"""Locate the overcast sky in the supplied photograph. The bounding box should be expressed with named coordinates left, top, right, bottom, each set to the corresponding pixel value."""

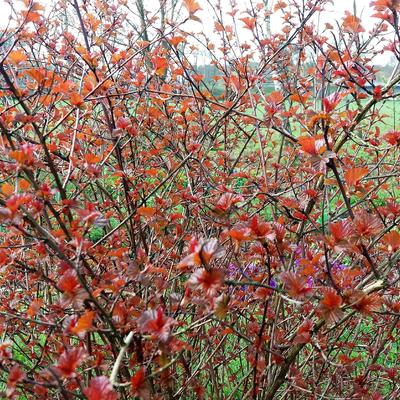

left=0, top=0, right=394, bottom=64
left=0, top=0, right=381, bottom=28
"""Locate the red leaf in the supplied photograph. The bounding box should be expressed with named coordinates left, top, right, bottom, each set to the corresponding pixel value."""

left=84, top=376, right=118, bottom=400
left=177, top=238, right=224, bottom=269
left=373, top=85, right=383, bottom=100
left=318, top=288, right=343, bottom=325
left=280, top=271, right=313, bottom=299
left=248, top=216, right=275, bottom=241
left=382, top=230, right=400, bottom=252
left=131, top=367, right=145, bottom=390
left=116, top=116, right=130, bottom=130
left=293, top=320, right=313, bottom=344
left=7, top=365, right=26, bottom=389
left=58, top=269, right=80, bottom=294
left=213, top=192, right=243, bottom=215
left=131, top=368, right=149, bottom=399
left=347, top=291, right=382, bottom=315
left=329, top=219, right=353, bottom=243
left=55, top=347, right=87, bottom=378
left=353, top=211, right=381, bottom=238
left=384, top=130, right=400, bottom=145
left=0, top=342, right=12, bottom=360
left=5, top=194, right=31, bottom=214
left=137, top=307, right=175, bottom=342
left=188, top=268, right=224, bottom=296
left=322, top=92, right=343, bottom=113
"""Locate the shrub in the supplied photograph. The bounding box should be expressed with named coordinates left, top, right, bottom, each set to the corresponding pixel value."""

left=0, top=0, right=399, bottom=398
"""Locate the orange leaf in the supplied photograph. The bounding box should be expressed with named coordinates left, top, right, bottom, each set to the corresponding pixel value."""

left=214, top=294, right=230, bottom=319
left=9, top=148, right=34, bottom=165
left=342, top=12, right=364, bottom=33
left=220, top=327, right=234, bottom=335
left=298, top=136, right=326, bottom=156
left=72, top=311, right=95, bottom=336
left=108, top=247, right=129, bottom=258
left=23, top=10, right=41, bottom=23
left=229, top=75, right=240, bottom=91
left=192, top=74, right=204, bottom=83
left=8, top=50, right=27, bottom=65
left=84, top=154, right=101, bottom=164
left=145, top=168, right=159, bottom=177
left=27, top=299, right=43, bottom=318
left=70, top=92, right=84, bottom=107
left=19, top=179, right=31, bottom=191
left=353, top=211, right=381, bottom=238
left=169, top=36, right=185, bottom=47
left=214, top=22, right=224, bottom=32
left=23, top=1, right=45, bottom=11
left=290, top=92, right=310, bottom=103
left=240, top=17, right=256, bottom=30
left=1, top=183, right=14, bottom=197
left=152, top=56, right=168, bottom=76
left=137, top=207, right=156, bottom=217
left=267, top=91, right=284, bottom=104
left=183, top=0, right=202, bottom=14
left=344, top=167, right=368, bottom=187
left=226, top=227, right=253, bottom=243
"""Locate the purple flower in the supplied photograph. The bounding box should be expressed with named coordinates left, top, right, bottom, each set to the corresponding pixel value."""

left=332, top=261, right=348, bottom=271
left=294, top=246, right=303, bottom=256
left=227, top=263, right=239, bottom=278
left=269, top=278, right=277, bottom=289
left=247, top=263, right=257, bottom=273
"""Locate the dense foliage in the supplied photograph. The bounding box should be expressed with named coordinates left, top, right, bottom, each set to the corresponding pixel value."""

left=0, top=0, right=399, bottom=398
